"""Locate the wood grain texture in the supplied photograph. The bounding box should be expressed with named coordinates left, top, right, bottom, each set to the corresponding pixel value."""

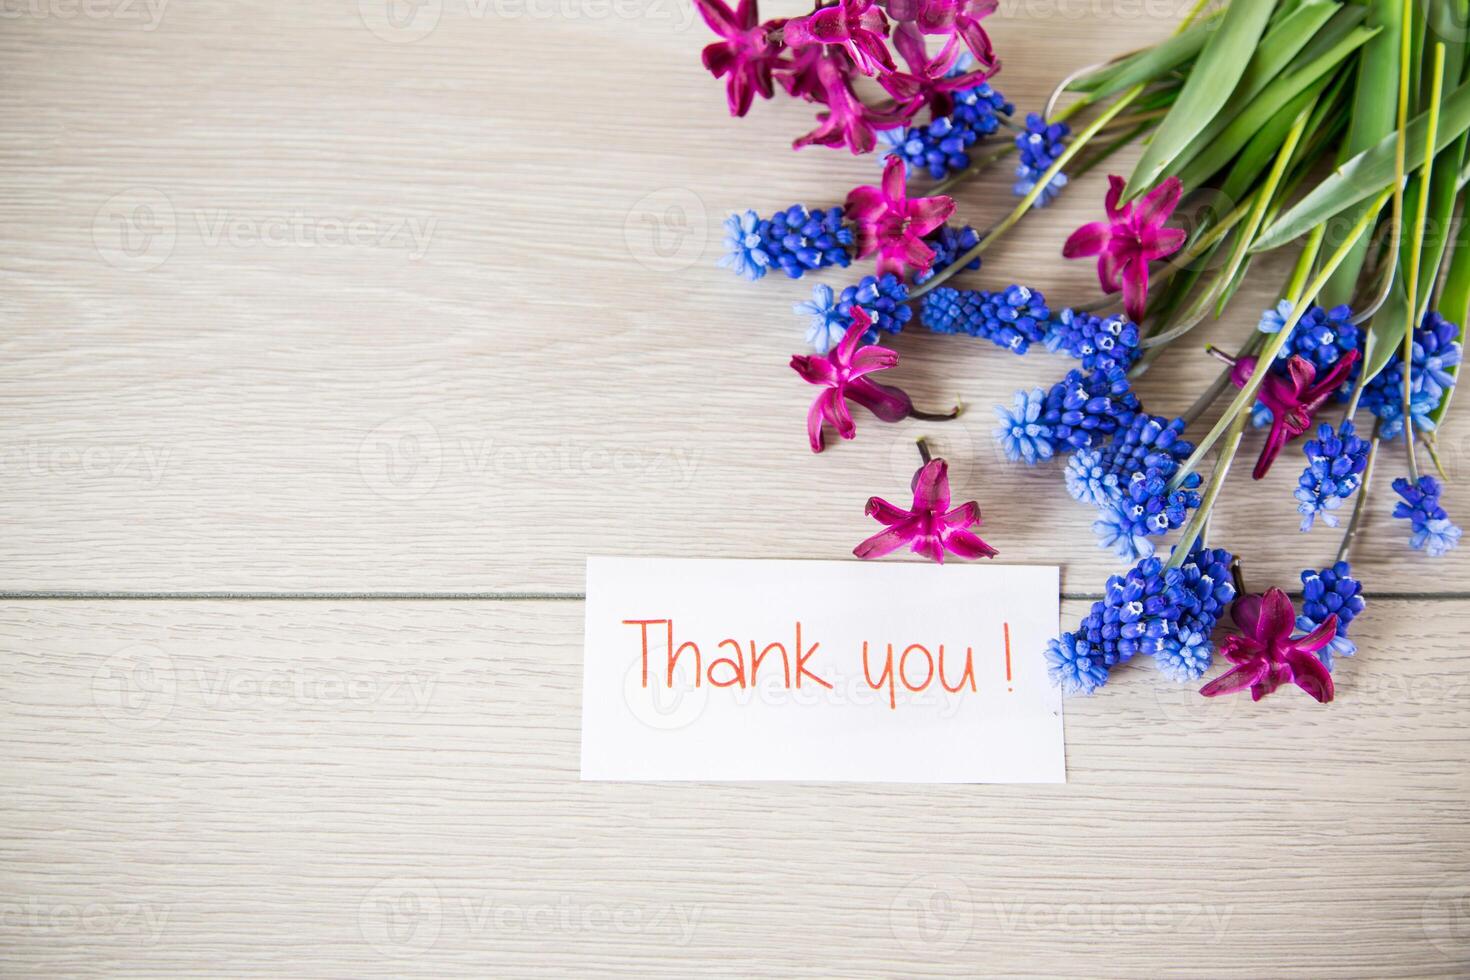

left=1, top=598, right=1467, bottom=978
left=1, top=1, right=1465, bottom=593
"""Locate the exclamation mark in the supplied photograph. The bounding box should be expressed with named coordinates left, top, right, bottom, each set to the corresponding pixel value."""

left=1004, top=622, right=1013, bottom=692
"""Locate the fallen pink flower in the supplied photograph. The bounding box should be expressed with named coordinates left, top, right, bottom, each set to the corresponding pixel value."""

left=782, top=0, right=895, bottom=77
left=791, top=307, right=915, bottom=452
left=844, top=155, right=955, bottom=278
left=1199, top=587, right=1337, bottom=703
left=1228, top=350, right=1361, bottom=480
left=855, top=456, right=998, bottom=563
left=794, top=56, right=908, bottom=154
left=1062, top=175, right=1186, bottom=322
left=909, top=0, right=999, bottom=77
left=879, top=30, right=980, bottom=120
left=693, top=0, right=783, bottom=117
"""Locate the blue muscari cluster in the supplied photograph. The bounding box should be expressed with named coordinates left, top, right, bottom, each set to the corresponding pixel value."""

left=1392, top=475, right=1462, bottom=557
left=1297, top=562, right=1364, bottom=672
left=718, top=205, right=853, bottom=281
left=916, top=224, right=982, bottom=284
left=1082, top=415, right=1202, bottom=561
left=995, top=366, right=1140, bottom=464
left=880, top=83, right=1014, bottom=181
left=1252, top=302, right=1362, bottom=428
left=1295, top=420, right=1370, bottom=532
left=1360, top=311, right=1462, bottom=439
left=921, top=284, right=1051, bottom=353
left=794, top=275, right=913, bottom=351
left=1045, top=547, right=1235, bottom=694
left=1014, top=113, right=1070, bottom=206
left=1044, top=309, right=1141, bottom=372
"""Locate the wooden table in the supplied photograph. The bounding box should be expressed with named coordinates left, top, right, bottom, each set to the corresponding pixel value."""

left=2, top=2, right=1467, bottom=976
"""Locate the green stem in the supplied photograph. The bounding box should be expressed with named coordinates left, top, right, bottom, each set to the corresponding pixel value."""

left=1401, top=42, right=1445, bottom=482
left=1167, top=188, right=1394, bottom=491
left=909, top=83, right=1149, bottom=302
left=1334, top=426, right=1381, bottom=564
left=1166, top=407, right=1249, bottom=569
left=928, top=144, right=1017, bottom=198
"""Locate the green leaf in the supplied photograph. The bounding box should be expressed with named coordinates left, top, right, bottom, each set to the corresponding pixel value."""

left=1252, top=74, right=1470, bottom=252
left=1361, top=277, right=1410, bottom=384
left=1158, top=1, right=1345, bottom=184
left=1320, top=0, right=1404, bottom=307
left=1429, top=197, right=1470, bottom=427
left=1070, top=23, right=1213, bottom=98
left=1415, top=132, right=1467, bottom=305
left=1169, top=23, right=1377, bottom=191
left=1123, top=0, right=1276, bottom=199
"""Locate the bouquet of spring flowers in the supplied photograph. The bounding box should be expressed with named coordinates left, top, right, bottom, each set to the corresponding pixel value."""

left=691, top=0, right=1466, bottom=705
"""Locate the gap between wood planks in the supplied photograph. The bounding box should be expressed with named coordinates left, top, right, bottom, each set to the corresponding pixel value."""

left=1, top=591, right=1468, bottom=602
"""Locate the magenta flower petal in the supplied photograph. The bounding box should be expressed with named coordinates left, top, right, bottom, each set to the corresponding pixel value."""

left=1282, top=649, right=1334, bottom=702
left=1201, top=588, right=1338, bottom=703
left=866, top=496, right=912, bottom=525
left=694, top=0, right=782, bottom=117
left=944, top=528, right=999, bottom=560
left=845, top=157, right=956, bottom=279
left=1062, top=221, right=1110, bottom=258
left=846, top=377, right=913, bottom=422
left=854, top=458, right=996, bottom=563
left=791, top=307, right=915, bottom=451
left=1200, top=659, right=1269, bottom=698
left=1064, top=175, right=1185, bottom=318
left=1234, top=350, right=1362, bottom=479
left=854, top=519, right=920, bottom=559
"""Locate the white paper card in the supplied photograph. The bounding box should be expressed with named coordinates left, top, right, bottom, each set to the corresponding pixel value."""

left=581, top=557, right=1064, bottom=783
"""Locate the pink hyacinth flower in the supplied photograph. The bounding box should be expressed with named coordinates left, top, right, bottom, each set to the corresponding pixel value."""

left=783, top=0, right=895, bottom=77
left=1200, top=587, right=1337, bottom=703
left=845, top=155, right=956, bottom=278
left=1229, top=350, right=1361, bottom=480
left=1063, top=175, right=1187, bottom=322
left=791, top=307, right=916, bottom=453
left=879, top=30, right=981, bottom=120
left=909, top=0, right=999, bottom=77
left=794, top=56, right=908, bottom=155
left=693, top=0, right=783, bottom=117
left=855, top=457, right=998, bottom=563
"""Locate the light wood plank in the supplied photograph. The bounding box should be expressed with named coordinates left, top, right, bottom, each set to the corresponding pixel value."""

left=0, top=598, right=1466, bottom=977
left=1, top=4, right=1464, bottom=593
